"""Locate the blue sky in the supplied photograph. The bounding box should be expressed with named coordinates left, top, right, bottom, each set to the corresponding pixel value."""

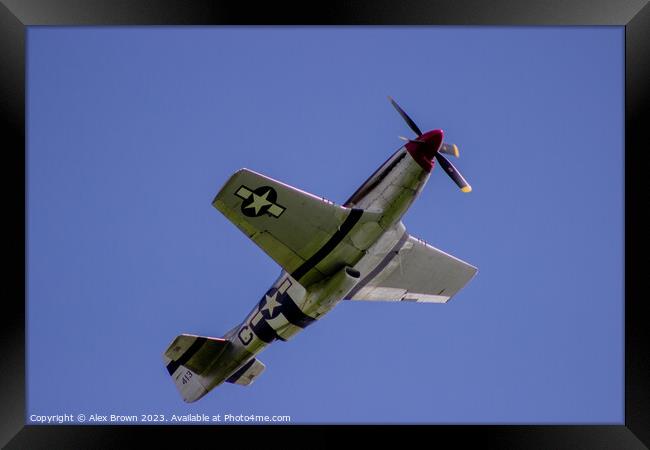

left=27, top=27, right=623, bottom=424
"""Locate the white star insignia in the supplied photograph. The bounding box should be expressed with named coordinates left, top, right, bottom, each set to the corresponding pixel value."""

left=261, top=292, right=282, bottom=317
left=244, top=189, right=272, bottom=214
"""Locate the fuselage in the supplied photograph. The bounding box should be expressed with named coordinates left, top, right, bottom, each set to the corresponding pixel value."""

left=200, top=134, right=443, bottom=397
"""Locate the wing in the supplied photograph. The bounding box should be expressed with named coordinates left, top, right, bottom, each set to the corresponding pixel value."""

left=347, top=234, right=477, bottom=303
left=212, top=168, right=383, bottom=287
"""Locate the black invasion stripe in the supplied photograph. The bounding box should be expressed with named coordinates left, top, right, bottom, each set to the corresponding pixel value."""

left=226, top=357, right=257, bottom=383
left=166, top=337, right=208, bottom=375
left=280, top=294, right=317, bottom=328
left=291, top=208, right=364, bottom=282
left=346, top=231, right=409, bottom=299
left=251, top=319, right=278, bottom=343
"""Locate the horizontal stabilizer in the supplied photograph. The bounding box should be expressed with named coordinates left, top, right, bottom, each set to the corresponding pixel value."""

left=164, top=334, right=229, bottom=375
left=226, top=357, right=266, bottom=386
left=163, top=334, right=230, bottom=403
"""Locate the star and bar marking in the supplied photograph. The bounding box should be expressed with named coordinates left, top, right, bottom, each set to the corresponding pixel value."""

left=235, top=185, right=285, bottom=218
left=237, top=278, right=317, bottom=346
left=259, top=279, right=291, bottom=320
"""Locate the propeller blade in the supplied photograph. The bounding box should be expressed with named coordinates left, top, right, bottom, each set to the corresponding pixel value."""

left=435, top=153, right=472, bottom=192
left=439, top=142, right=460, bottom=158
left=388, top=96, right=423, bottom=136
left=398, top=135, right=426, bottom=144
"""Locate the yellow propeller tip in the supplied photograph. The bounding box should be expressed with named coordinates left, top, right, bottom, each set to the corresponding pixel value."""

left=461, top=186, right=472, bottom=193
left=453, top=144, right=460, bottom=158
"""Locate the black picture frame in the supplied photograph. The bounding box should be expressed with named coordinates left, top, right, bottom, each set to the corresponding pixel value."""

left=2, top=1, right=648, bottom=448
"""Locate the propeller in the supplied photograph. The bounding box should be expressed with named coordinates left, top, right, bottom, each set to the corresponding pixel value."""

left=435, top=152, right=472, bottom=193
left=389, top=96, right=471, bottom=193
left=398, top=136, right=459, bottom=157
left=389, top=97, right=422, bottom=136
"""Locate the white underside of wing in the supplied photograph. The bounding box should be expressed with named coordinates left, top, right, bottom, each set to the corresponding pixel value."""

left=348, top=234, right=477, bottom=303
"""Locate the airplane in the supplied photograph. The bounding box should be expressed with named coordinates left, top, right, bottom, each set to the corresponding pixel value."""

left=163, top=97, right=478, bottom=402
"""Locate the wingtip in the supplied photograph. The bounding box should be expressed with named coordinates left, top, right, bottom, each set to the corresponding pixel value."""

left=461, top=185, right=472, bottom=193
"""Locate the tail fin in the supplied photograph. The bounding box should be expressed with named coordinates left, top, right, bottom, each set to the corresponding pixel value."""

left=163, top=334, right=229, bottom=403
